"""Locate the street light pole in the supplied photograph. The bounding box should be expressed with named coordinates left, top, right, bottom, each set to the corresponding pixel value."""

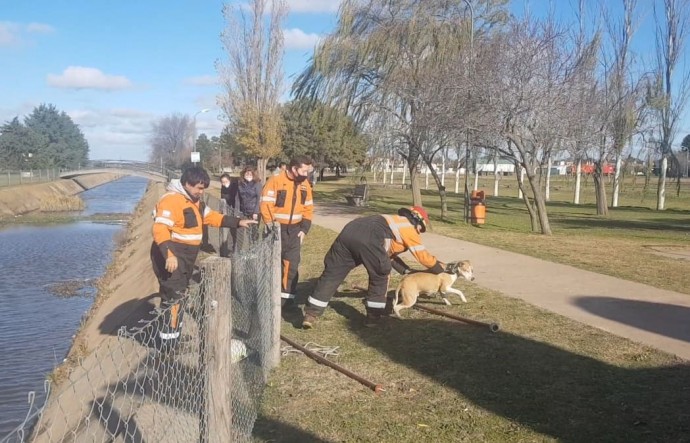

left=192, top=108, right=210, bottom=165
left=462, top=0, right=474, bottom=224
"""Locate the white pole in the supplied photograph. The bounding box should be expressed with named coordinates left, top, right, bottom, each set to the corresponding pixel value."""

left=574, top=159, right=582, bottom=205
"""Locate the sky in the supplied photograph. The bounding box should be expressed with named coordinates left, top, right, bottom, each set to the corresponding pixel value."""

left=1, top=0, right=688, bottom=162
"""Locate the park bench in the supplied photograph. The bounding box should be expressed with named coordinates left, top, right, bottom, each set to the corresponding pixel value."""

left=345, top=180, right=369, bottom=207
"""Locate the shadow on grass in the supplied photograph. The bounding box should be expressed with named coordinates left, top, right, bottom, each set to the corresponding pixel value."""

left=330, top=301, right=690, bottom=442
left=555, top=217, right=690, bottom=232
left=252, top=415, right=333, bottom=442
left=574, top=296, right=690, bottom=343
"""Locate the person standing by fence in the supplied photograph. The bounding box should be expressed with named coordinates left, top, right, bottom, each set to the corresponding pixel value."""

left=151, top=166, right=256, bottom=350
left=226, top=166, right=262, bottom=252
left=260, top=155, right=314, bottom=307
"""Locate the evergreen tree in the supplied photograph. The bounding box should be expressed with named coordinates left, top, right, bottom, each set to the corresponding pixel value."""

left=24, top=103, right=89, bottom=168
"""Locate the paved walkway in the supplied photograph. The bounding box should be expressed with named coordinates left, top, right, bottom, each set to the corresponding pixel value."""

left=312, top=204, right=690, bottom=361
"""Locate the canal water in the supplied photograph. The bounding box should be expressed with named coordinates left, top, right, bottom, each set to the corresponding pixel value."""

left=0, top=176, right=149, bottom=437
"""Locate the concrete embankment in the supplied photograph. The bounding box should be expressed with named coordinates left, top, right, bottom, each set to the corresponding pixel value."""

left=0, top=173, right=123, bottom=216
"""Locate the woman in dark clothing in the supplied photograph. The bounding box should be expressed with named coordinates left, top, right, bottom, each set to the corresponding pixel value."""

left=228, top=166, right=263, bottom=251
left=220, top=173, right=233, bottom=207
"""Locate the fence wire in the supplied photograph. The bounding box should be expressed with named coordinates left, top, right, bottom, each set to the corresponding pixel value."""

left=0, top=169, right=62, bottom=187
left=1, top=222, right=280, bottom=443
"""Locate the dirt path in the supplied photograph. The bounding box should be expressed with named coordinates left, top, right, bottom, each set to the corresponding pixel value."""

left=312, top=203, right=690, bottom=361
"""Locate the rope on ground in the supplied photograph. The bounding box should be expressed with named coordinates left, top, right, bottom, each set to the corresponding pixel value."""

left=281, top=341, right=340, bottom=358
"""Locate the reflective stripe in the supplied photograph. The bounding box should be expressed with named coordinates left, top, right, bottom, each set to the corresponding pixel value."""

left=267, top=190, right=275, bottom=196
left=366, top=301, right=386, bottom=309
left=304, top=200, right=313, bottom=206
left=281, top=292, right=295, bottom=299
left=171, top=232, right=203, bottom=241
left=276, top=213, right=302, bottom=221
left=382, top=215, right=402, bottom=242
left=262, top=196, right=276, bottom=202
left=159, top=331, right=180, bottom=340
left=408, top=245, right=426, bottom=252
left=308, top=296, right=328, bottom=308
left=383, top=238, right=391, bottom=253
left=155, top=217, right=174, bottom=227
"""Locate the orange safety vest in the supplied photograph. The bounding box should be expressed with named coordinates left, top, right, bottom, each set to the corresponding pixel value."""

left=382, top=214, right=439, bottom=268
left=260, top=171, right=314, bottom=228
left=153, top=181, right=226, bottom=257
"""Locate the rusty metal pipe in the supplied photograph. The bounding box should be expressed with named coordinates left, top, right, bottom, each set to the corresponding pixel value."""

left=413, top=304, right=500, bottom=332
left=280, top=335, right=384, bottom=394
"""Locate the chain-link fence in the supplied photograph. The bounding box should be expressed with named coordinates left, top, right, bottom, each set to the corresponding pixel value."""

left=1, top=225, right=281, bottom=443
left=0, top=169, right=62, bottom=187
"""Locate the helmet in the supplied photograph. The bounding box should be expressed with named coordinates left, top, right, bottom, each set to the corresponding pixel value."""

left=409, top=206, right=430, bottom=232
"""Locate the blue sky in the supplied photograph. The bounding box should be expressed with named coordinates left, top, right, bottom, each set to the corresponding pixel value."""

left=1, top=0, right=688, bottom=161
left=0, top=0, right=339, bottom=161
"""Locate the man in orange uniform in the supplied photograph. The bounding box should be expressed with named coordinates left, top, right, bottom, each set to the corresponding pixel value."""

left=260, top=155, right=314, bottom=307
left=302, top=206, right=445, bottom=328
left=151, top=166, right=256, bottom=350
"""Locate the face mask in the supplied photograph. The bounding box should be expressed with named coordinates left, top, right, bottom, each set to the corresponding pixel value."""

left=222, top=182, right=230, bottom=188
left=294, top=174, right=308, bottom=183
left=244, top=175, right=253, bottom=182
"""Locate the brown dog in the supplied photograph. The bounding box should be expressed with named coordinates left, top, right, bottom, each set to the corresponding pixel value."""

left=392, top=260, right=475, bottom=318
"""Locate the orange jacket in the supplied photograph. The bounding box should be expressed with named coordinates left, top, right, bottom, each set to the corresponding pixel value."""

left=260, top=171, right=314, bottom=232
left=153, top=180, right=237, bottom=257
left=382, top=214, right=440, bottom=270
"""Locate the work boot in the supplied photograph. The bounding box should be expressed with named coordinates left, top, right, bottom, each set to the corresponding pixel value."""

left=302, top=313, right=317, bottom=329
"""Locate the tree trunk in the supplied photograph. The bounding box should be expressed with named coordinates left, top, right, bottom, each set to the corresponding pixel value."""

left=257, top=158, right=269, bottom=182
left=574, top=158, right=582, bottom=205
left=593, top=164, right=609, bottom=216
left=527, top=171, right=551, bottom=235
left=516, top=165, right=541, bottom=232
left=409, top=159, right=422, bottom=207
left=545, top=156, right=552, bottom=202
left=657, top=155, right=667, bottom=210
left=612, top=153, right=622, bottom=207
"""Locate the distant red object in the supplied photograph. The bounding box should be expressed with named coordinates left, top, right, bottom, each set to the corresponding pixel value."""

left=567, top=163, right=615, bottom=175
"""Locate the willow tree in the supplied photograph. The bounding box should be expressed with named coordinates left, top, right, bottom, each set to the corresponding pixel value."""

left=217, top=0, right=287, bottom=180
left=293, top=0, right=507, bottom=208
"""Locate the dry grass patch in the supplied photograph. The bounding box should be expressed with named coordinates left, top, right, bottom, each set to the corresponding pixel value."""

left=256, top=226, right=690, bottom=443
left=39, top=195, right=84, bottom=212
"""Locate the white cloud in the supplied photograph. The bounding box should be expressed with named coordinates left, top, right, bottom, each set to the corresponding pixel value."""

left=26, top=22, right=55, bottom=34
left=0, top=21, right=54, bottom=47
left=47, top=66, right=133, bottom=91
left=283, top=28, right=321, bottom=50
left=286, top=0, right=341, bottom=13
left=0, top=22, right=21, bottom=47
left=184, top=75, right=219, bottom=86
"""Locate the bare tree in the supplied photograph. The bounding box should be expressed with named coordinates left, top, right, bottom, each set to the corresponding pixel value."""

left=478, top=15, right=591, bottom=234
left=648, top=0, right=690, bottom=210
left=217, top=0, right=287, bottom=180
left=149, top=113, right=193, bottom=169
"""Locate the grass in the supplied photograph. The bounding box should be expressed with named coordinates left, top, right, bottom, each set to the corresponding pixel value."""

left=256, top=225, right=690, bottom=442
left=255, top=175, right=690, bottom=442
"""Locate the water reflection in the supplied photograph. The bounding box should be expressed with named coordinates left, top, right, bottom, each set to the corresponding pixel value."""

left=0, top=176, right=148, bottom=436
